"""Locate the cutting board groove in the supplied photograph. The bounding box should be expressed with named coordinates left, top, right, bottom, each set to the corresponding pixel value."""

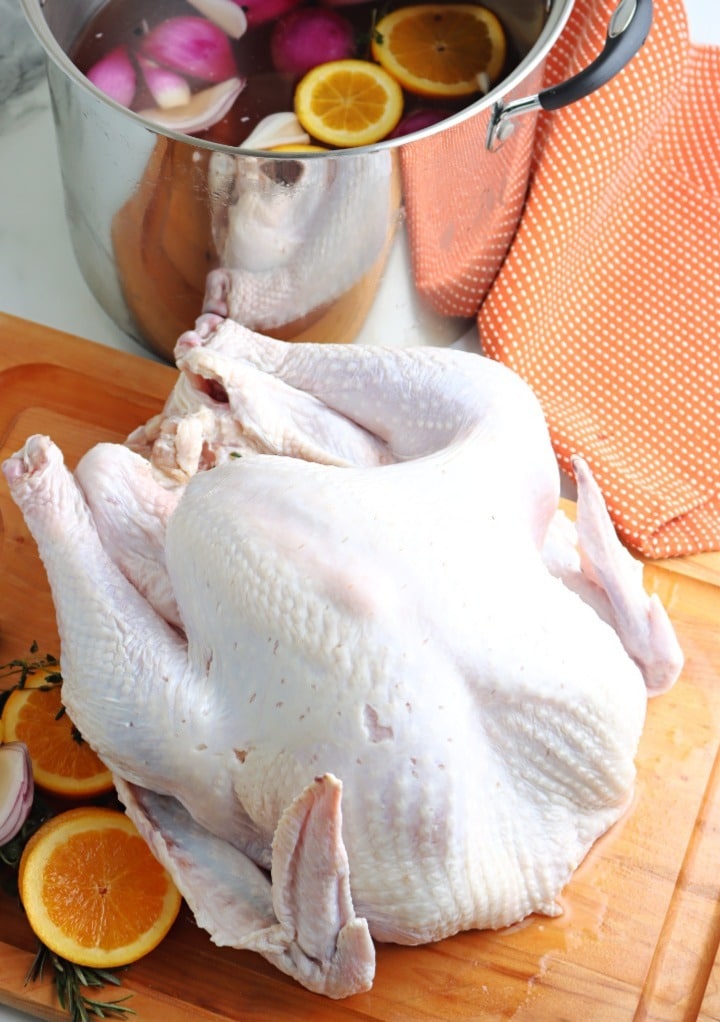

left=1, top=312, right=720, bottom=1021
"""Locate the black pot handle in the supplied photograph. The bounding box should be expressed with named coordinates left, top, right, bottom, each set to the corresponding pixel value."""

left=487, top=0, right=653, bottom=150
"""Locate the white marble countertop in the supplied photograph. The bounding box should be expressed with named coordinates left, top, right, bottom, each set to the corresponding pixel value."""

left=0, top=0, right=717, bottom=1019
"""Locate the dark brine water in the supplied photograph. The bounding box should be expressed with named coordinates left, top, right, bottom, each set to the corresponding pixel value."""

left=71, top=0, right=520, bottom=147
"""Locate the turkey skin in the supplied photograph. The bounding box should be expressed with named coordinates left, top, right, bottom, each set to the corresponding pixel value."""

left=2, top=317, right=683, bottom=997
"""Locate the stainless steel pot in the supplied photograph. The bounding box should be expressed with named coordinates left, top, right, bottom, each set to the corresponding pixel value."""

left=21, top=0, right=652, bottom=361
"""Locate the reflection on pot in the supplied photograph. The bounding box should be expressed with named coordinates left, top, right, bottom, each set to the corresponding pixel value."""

left=204, top=149, right=400, bottom=341
left=111, top=138, right=214, bottom=357
left=112, top=142, right=402, bottom=356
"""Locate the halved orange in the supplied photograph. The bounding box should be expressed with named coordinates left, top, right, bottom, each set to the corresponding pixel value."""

left=294, top=59, right=404, bottom=148
left=19, top=806, right=182, bottom=968
left=1, top=674, right=114, bottom=799
left=371, top=4, right=506, bottom=98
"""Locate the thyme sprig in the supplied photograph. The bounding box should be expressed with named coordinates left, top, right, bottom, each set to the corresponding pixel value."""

left=27, top=944, right=136, bottom=1022
left=0, top=641, right=61, bottom=714
left=356, top=5, right=389, bottom=56
left=0, top=642, right=86, bottom=735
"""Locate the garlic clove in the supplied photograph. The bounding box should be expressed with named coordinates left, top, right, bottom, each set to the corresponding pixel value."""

left=186, top=0, right=248, bottom=40
left=86, top=45, right=137, bottom=108
left=138, top=77, right=245, bottom=135
left=140, top=16, right=238, bottom=84
left=242, top=112, right=310, bottom=150
left=0, top=742, right=34, bottom=846
left=138, top=56, right=192, bottom=109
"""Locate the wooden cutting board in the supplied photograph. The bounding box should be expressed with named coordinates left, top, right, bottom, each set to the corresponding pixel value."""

left=2, top=311, right=720, bottom=1022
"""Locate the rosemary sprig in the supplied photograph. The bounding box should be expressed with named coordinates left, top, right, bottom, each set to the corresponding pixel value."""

left=1, top=645, right=135, bottom=1021
left=27, top=944, right=136, bottom=1022
left=1, top=800, right=136, bottom=1022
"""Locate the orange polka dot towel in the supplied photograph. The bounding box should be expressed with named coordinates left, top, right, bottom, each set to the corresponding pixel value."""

left=479, top=0, right=720, bottom=560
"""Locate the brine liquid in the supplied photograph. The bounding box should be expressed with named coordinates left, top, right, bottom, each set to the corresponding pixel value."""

left=70, top=0, right=522, bottom=147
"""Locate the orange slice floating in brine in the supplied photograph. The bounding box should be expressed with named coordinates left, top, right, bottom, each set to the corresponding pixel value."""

left=294, top=59, right=404, bottom=147
left=371, top=4, right=506, bottom=98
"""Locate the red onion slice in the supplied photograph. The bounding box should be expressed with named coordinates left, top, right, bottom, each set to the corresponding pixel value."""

left=140, top=16, right=238, bottom=83
left=241, top=0, right=304, bottom=29
left=270, top=8, right=355, bottom=76
left=388, top=108, right=452, bottom=139
left=86, top=45, right=137, bottom=108
left=0, top=742, right=34, bottom=846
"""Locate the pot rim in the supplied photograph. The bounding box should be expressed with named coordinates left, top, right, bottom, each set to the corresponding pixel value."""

left=20, top=0, right=574, bottom=158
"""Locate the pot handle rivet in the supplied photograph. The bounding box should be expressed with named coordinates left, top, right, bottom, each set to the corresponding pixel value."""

left=486, top=0, right=653, bottom=152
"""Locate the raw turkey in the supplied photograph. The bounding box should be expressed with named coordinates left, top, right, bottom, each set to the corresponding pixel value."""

left=2, top=316, right=683, bottom=998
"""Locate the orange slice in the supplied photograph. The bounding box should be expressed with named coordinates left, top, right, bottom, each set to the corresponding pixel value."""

left=1, top=674, right=114, bottom=799
left=371, top=4, right=506, bottom=98
left=294, top=59, right=403, bottom=148
left=19, top=806, right=182, bottom=968
left=268, top=143, right=329, bottom=152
